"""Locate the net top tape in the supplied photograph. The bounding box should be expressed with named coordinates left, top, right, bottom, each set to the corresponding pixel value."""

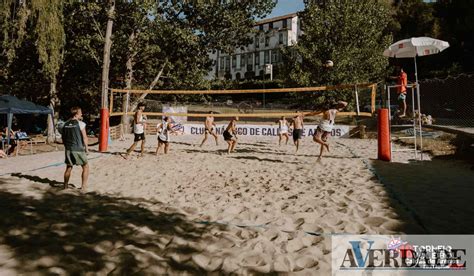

left=110, top=83, right=376, bottom=95
left=109, top=111, right=373, bottom=118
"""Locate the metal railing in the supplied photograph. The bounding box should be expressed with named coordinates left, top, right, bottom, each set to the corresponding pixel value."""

left=386, top=83, right=423, bottom=161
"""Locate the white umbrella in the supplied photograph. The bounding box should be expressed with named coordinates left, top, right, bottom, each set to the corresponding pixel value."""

left=383, top=37, right=450, bottom=84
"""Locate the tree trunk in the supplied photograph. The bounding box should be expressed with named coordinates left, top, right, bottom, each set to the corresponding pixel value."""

left=47, top=80, right=59, bottom=143
left=121, top=31, right=136, bottom=135
left=100, top=0, right=115, bottom=110
left=98, top=0, right=115, bottom=149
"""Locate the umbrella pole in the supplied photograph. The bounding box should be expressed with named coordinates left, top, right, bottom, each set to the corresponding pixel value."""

left=414, top=56, right=423, bottom=161
left=6, top=113, right=12, bottom=154
left=414, top=56, right=419, bottom=85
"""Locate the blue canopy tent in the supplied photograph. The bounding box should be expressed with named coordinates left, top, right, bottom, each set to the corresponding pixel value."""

left=0, top=95, right=54, bottom=149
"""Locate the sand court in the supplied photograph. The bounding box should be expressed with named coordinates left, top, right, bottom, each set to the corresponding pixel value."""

left=1, top=135, right=472, bottom=274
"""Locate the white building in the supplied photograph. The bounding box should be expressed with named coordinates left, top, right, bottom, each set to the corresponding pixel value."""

left=208, top=13, right=301, bottom=80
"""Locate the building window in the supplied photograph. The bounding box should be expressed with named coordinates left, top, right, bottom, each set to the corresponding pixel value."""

left=271, top=50, right=277, bottom=64
left=241, top=54, right=246, bottom=67
left=264, top=50, right=269, bottom=64
left=265, top=36, right=269, bottom=47
left=279, top=33, right=284, bottom=44
left=225, top=56, right=230, bottom=72
left=232, top=56, right=236, bottom=69
left=269, top=22, right=273, bottom=29
left=236, top=54, right=241, bottom=69
left=259, top=24, right=263, bottom=31
left=255, top=36, right=259, bottom=48
left=220, top=57, right=225, bottom=71
left=255, top=52, right=260, bottom=66
left=283, top=19, right=287, bottom=29
left=247, top=54, right=253, bottom=71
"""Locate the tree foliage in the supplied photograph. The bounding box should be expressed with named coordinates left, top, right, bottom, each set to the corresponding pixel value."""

left=1, top=0, right=472, bottom=122
left=281, top=0, right=392, bottom=110
left=286, top=0, right=392, bottom=85
left=0, top=0, right=275, bottom=119
left=434, top=0, right=474, bottom=73
left=392, top=0, right=440, bottom=41
left=31, top=0, right=65, bottom=83
left=387, top=0, right=474, bottom=77
left=1, top=0, right=29, bottom=71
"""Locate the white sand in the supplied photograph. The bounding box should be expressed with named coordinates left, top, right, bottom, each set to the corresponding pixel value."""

left=0, top=134, right=471, bottom=274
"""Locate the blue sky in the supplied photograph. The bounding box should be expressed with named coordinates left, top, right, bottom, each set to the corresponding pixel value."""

left=265, top=0, right=305, bottom=18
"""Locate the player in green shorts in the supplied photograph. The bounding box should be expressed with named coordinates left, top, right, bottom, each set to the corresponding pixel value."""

left=61, top=107, right=89, bottom=192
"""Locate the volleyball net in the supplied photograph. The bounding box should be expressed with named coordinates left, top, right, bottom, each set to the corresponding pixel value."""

left=108, top=83, right=377, bottom=123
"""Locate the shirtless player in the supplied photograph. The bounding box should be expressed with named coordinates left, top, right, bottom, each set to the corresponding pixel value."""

left=200, top=111, right=219, bottom=147
left=291, top=111, right=304, bottom=152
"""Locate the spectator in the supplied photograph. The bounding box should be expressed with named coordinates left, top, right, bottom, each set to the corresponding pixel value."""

left=1, top=127, right=16, bottom=156
left=61, top=107, right=89, bottom=192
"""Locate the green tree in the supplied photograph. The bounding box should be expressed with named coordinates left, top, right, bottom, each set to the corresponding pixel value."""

left=285, top=0, right=392, bottom=102
left=31, top=0, right=65, bottom=141
left=434, top=0, right=474, bottom=73
left=1, top=1, right=275, bottom=132
left=58, top=1, right=106, bottom=117
left=158, top=1, right=274, bottom=53
left=388, top=0, right=461, bottom=79
left=386, top=0, right=472, bottom=78
left=1, top=0, right=65, bottom=141
left=392, top=0, right=440, bottom=41
left=281, top=1, right=393, bottom=110
left=109, top=0, right=275, bottom=130
left=0, top=0, right=29, bottom=75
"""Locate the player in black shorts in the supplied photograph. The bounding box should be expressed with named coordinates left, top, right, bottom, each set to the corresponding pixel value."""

left=200, top=111, right=219, bottom=147
left=291, top=111, right=304, bottom=152
left=223, top=117, right=238, bottom=154
left=125, top=103, right=147, bottom=158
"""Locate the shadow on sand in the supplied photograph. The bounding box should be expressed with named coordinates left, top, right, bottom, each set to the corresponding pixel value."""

left=0, top=177, right=223, bottom=274
left=372, top=158, right=474, bottom=233
left=229, top=155, right=300, bottom=164
left=11, top=173, right=64, bottom=187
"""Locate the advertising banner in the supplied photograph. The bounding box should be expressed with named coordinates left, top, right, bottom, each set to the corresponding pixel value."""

left=179, top=124, right=350, bottom=138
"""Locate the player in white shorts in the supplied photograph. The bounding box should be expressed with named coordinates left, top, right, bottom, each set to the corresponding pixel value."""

left=277, top=116, right=290, bottom=146
left=313, top=101, right=347, bottom=161
left=156, top=116, right=174, bottom=154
